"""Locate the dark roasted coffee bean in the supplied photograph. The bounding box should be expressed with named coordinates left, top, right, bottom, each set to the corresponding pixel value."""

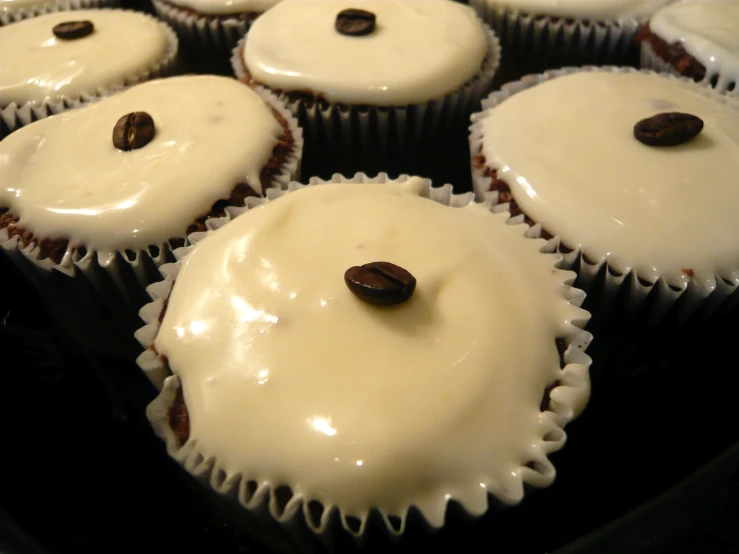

left=633, top=112, right=704, bottom=147
left=345, top=262, right=416, bottom=306
left=335, top=8, right=376, bottom=36
left=112, top=112, right=156, bottom=151
left=52, top=21, right=94, bottom=40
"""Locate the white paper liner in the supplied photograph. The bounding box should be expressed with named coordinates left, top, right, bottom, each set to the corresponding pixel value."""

left=640, top=41, right=738, bottom=96
left=136, top=172, right=593, bottom=549
left=0, top=9, right=178, bottom=140
left=469, top=1, right=641, bottom=65
left=0, top=0, right=120, bottom=26
left=230, top=21, right=501, bottom=176
left=0, top=87, right=302, bottom=358
left=469, top=65, right=739, bottom=324
left=152, top=0, right=257, bottom=55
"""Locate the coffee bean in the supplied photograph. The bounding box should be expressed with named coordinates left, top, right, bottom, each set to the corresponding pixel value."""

left=335, top=8, right=375, bottom=36
left=633, top=112, right=704, bottom=147
left=345, top=262, right=416, bottom=306
left=52, top=21, right=94, bottom=40
left=112, top=112, right=156, bottom=151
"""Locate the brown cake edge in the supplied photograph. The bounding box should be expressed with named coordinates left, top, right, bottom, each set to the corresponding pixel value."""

left=634, top=23, right=708, bottom=83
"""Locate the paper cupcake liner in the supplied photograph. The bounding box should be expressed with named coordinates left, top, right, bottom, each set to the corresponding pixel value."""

left=136, top=172, right=592, bottom=549
left=231, top=22, right=500, bottom=177
left=0, top=87, right=302, bottom=358
left=0, top=0, right=120, bottom=26
left=469, top=0, right=641, bottom=66
left=469, top=65, right=739, bottom=324
left=152, top=0, right=257, bottom=56
left=0, top=9, right=178, bottom=140
left=640, top=41, right=738, bottom=96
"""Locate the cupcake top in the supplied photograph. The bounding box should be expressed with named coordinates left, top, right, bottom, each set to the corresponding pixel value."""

left=0, top=75, right=286, bottom=262
left=477, top=70, right=739, bottom=290
left=242, top=0, right=489, bottom=106
left=152, top=178, right=590, bottom=526
left=487, top=0, right=673, bottom=20
left=649, top=0, right=739, bottom=87
left=0, top=9, right=174, bottom=106
left=166, top=0, right=282, bottom=16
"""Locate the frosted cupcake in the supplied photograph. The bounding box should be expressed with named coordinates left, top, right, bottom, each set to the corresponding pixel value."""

left=637, top=0, right=739, bottom=94
left=0, top=75, right=302, bottom=357
left=469, top=0, right=674, bottom=67
left=136, top=174, right=592, bottom=548
left=0, top=0, right=120, bottom=26
left=470, top=67, right=739, bottom=321
left=0, top=9, right=177, bottom=138
left=232, top=0, right=500, bottom=177
left=151, top=0, right=283, bottom=58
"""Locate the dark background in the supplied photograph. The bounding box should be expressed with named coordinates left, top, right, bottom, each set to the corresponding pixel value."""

left=2, top=1, right=739, bottom=552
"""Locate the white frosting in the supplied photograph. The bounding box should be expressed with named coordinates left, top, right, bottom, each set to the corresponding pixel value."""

left=167, top=0, right=282, bottom=16
left=0, top=10, right=170, bottom=106
left=487, top=0, right=673, bottom=20
left=154, top=179, right=586, bottom=524
left=650, top=0, right=739, bottom=89
left=0, top=0, right=52, bottom=15
left=480, top=71, right=739, bottom=290
left=243, top=0, right=488, bottom=106
left=0, top=75, right=284, bottom=261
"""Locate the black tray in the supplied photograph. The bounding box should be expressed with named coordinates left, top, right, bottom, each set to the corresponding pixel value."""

left=2, top=232, right=739, bottom=554
left=2, top=4, right=739, bottom=551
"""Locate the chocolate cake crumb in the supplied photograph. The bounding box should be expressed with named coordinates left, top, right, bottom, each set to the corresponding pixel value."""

left=168, top=385, right=190, bottom=446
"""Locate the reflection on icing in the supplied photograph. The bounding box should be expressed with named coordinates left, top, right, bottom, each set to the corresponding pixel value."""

left=243, top=0, right=488, bottom=106
left=480, top=71, right=739, bottom=290
left=154, top=179, right=588, bottom=523
left=487, top=0, right=673, bottom=19
left=650, top=0, right=739, bottom=90
left=0, top=10, right=169, bottom=106
left=0, top=75, right=283, bottom=258
left=168, top=0, right=282, bottom=15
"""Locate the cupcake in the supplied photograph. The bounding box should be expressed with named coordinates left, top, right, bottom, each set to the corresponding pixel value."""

left=136, top=174, right=592, bottom=548
left=470, top=67, right=739, bottom=322
left=637, top=0, right=739, bottom=94
left=469, top=0, right=674, bottom=68
left=231, top=0, right=500, bottom=178
left=0, top=0, right=120, bottom=26
left=0, top=74, right=302, bottom=357
left=0, top=9, right=178, bottom=138
left=151, top=0, right=283, bottom=61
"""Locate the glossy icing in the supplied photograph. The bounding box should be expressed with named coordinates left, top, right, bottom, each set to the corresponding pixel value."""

left=153, top=179, right=587, bottom=523
left=479, top=70, right=739, bottom=290
left=487, top=0, right=673, bottom=19
left=167, top=0, right=282, bottom=15
left=650, top=0, right=739, bottom=88
left=243, top=0, right=488, bottom=106
left=0, top=75, right=283, bottom=261
left=0, top=10, right=170, bottom=106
